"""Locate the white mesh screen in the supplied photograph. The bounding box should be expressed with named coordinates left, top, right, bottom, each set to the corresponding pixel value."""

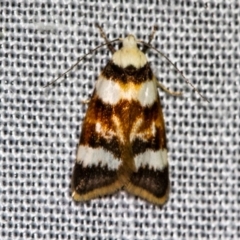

left=1, top=1, right=239, bottom=239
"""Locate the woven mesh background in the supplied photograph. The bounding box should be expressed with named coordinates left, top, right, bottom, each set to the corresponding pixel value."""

left=1, top=1, right=239, bottom=239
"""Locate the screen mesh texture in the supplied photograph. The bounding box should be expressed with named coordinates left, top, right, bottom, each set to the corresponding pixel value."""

left=1, top=1, right=239, bottom=239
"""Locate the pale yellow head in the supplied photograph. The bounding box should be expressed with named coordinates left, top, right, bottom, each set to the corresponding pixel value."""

left=112, top=35, right=147, bottom=69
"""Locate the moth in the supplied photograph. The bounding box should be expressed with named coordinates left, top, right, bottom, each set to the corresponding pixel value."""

left=55, top=25, right=205, bottom=205
left=68, top=26, right=176, bottom=206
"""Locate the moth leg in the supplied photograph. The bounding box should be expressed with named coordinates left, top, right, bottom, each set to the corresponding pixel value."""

left=80, top=99, right=91, bottom=104
left=142, top=25, right=158, bottom=53
left=157, top=81, right=183, bottom=97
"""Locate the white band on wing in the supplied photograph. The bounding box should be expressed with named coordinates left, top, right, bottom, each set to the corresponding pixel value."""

left=134, top=149, right=168, bottom=171
left=77, top=145, right=121, bottom=171
left=96, top=76, right=157, bottom=106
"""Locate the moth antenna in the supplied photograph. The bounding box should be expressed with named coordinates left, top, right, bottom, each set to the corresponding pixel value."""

left=95, top=23, right=115, bottom=53
left=140, top=41, right=209, bottom=102
left=44, top=38, right=119, bottom=88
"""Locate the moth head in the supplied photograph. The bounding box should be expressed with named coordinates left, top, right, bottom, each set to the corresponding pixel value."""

left=120, top=35, right=139, bottom=49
